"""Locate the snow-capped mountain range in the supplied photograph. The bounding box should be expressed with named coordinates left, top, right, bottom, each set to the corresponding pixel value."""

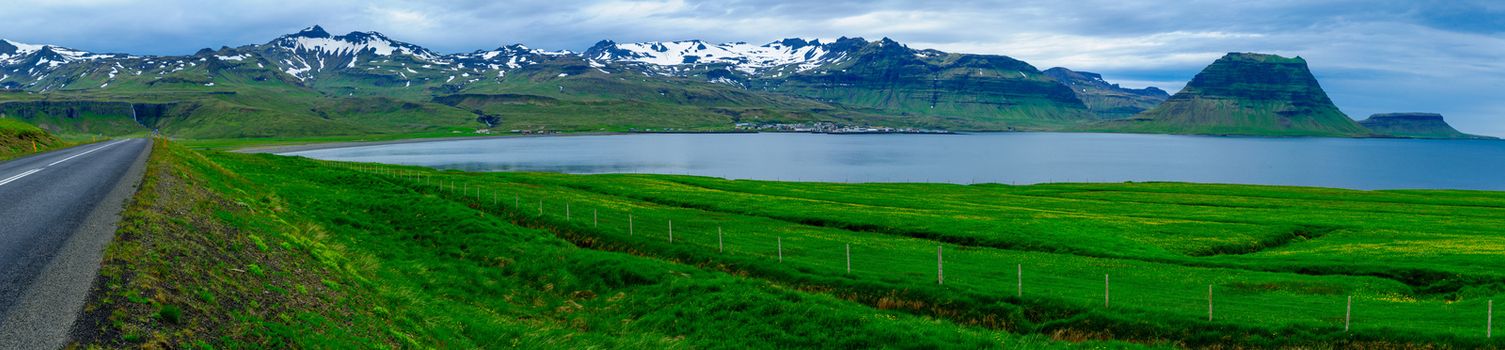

left=0, top=25, right=1159, bottom=119
left=247, top=26, right=579, bottom=82
left=0, top=26, right=1033, bottom=85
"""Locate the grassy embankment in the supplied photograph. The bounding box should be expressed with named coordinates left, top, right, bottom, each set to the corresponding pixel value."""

left=73, top=139, right=1127, bottom=348
left=258, top=158, right=1505, bottom=347
left=0, top=117, right=66, bottom=160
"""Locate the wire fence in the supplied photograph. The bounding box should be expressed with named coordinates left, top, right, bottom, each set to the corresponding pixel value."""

left=344, top=163, right=1498, bottom=341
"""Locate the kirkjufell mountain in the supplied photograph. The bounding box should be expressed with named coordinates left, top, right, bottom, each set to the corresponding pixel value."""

left=1097, top=53, right=1370, bottom=137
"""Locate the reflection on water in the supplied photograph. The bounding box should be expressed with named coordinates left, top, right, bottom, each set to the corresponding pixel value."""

left=285, top=132, right=1505, bottom=190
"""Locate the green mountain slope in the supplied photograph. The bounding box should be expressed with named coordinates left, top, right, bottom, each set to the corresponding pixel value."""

left=1, top=49, right=497, bottom=139
left=0, top=117, right=61, bottom=159
left=1358, top=113, right=1495, bottom=139
left=1088, top=53, right=1371, bottom=137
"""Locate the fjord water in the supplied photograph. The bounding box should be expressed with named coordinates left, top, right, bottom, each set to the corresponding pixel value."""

left=286, top=132, right=1505, bottom=190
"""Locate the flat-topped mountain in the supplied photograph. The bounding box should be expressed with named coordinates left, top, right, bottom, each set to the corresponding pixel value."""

left=1094, top=53, right=1370, bottom=137
left=1359, top=113, right=1494, bottom=139
left=1043, top=67, right=1168, bottom=119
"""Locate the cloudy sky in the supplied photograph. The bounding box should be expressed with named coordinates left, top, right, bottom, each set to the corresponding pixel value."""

left=3, top=0, right=1502, bottom=136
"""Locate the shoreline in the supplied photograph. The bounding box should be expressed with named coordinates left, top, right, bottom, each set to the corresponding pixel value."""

left=236, top=128, right=1501, bottom=155
left=234, top=132, right=630, bottom=154
left=236, top=130, right=960, bottom=154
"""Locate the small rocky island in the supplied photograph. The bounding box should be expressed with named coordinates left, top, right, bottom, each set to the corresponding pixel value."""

left=1358, top=113, right=1495, bottom=139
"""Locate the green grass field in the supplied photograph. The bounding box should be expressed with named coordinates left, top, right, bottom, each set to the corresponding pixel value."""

left=208, top=155, right=1505, bottom=348
left=76, top=139, right=1141, bottom=349
left=73, top=138, right=1505, bottom=347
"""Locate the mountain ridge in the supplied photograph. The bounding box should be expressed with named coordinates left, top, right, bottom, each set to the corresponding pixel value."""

left=0, top=26, right=1138, bottom=137
left=1042, top=67, right=1168, bottom=119
left=3, top=27, right=1487, bottom=139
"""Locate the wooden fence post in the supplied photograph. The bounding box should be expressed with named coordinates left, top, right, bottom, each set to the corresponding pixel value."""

left=717, top=226, right=723, bottom=253
left=1017, top=264, right=1022, bottom=298
left=667, top=219, right=673, bottom=243
left=937, top=246, right=944, bottom=285
left=777, top=237, right=783, bottom=263
left=538, top=199, right=543, bottom=216
left=566, top=203, right=571, bottom=220
left=1105, top=274, right=1110, bottom=308
left=629, top=214, right=634, bottom=236
left=1208, top=284, right=1214, bottom=321
left=1345, top=296, right=1352, bottom=332
left=594, top=209, right=598, bottom=227
left=845, top=243, right=850, bottom=274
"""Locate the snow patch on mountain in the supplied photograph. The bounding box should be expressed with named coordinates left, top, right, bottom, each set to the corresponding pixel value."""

left=266, top=26, right=440, bottom=68
left=590, top=39, right=837, bottom=74
left=2, top=39, right=46, bottom=55
left=281, top=35, right=429, bottom=59
left=1, top=39, right=115, bottom=64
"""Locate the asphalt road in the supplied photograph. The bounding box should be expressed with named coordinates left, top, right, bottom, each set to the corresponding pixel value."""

left=0, top=138, right=151, bottom=349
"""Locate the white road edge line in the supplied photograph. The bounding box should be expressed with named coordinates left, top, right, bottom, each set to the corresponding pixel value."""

left=0, top=168, right=42, bottom=187
left=47, top=140, right=127, bottom=167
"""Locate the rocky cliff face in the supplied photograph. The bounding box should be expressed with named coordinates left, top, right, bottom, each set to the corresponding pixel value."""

left=1358, top=113, right=1493, bottom=139
left=1103, top=53, right=1369, bottom=137
left=0, top=100, right=165, bottom=135
left=1043, top=67, right=1167, bottom=119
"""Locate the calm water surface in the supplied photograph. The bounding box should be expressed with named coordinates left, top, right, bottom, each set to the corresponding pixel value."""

left=285, top=132, right=1505, bottom=190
